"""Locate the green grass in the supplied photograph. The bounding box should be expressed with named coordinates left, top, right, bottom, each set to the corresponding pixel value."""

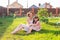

left=0, top=17, right=60, bottom=40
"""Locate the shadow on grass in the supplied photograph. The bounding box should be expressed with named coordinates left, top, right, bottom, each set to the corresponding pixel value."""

left=15, top=29, right=60, bottom=36
left=0, top=17, right=14, bottom=39
left=38, top=29, right=60, bottom=36
left=46, top=22, right=60, bottom=26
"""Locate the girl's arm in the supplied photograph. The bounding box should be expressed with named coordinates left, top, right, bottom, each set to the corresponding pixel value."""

left=32, top=21, right=40, bottom=26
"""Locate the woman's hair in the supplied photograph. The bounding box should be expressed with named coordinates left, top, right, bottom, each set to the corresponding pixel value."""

left=27, top=11, right=33, bottom=17
left=27, top=13, right=30, bottom=17
left=33, top=16, right=39, bottom=24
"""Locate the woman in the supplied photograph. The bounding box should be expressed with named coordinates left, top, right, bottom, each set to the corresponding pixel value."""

left=11, top=11, right=34, bottom=34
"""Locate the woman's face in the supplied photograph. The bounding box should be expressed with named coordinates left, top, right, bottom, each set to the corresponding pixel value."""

left=29, top=13, right=33, bottom=18
left=28, top=12, right=33, bottom=18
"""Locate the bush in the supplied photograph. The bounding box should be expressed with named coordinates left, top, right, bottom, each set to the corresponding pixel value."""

left=0, top=21, right=3, bottom=24
left=49, top=12, right=52, bottom=17
left=37, top=8, right=49, bottom=23
left=41, top=17, right=48, bottom=23
left=37, top=8, right=48, bottom=18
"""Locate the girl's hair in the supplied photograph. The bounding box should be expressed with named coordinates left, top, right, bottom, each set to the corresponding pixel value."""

left=27, top=11, right=33, bottom=17
left=33, top=16, right=39, bottom=24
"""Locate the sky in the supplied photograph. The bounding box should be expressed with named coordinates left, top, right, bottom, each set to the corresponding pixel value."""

left=0, top=0, right=60, bottom=8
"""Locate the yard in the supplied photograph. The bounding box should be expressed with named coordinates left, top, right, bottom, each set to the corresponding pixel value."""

left=0, top=17, right=60, bottom=40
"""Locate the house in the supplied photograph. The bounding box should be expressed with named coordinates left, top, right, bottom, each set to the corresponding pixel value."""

left=7, top=1, right=23, bottom=8
left=7, top=1, right=23, bottom=16
left=39, top=2, right=52, bottom=8
left=29, top=5, right=38, bottom=15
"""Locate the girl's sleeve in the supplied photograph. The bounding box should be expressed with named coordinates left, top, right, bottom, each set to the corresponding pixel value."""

left=32, top=21, right=40, bottom=26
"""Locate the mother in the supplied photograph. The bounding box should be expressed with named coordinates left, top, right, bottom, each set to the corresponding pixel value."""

left=11, top=11, right=34, bottom=34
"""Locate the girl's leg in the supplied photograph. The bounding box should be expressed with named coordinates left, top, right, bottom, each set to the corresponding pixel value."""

left=11, top=24, right=23, bottom=34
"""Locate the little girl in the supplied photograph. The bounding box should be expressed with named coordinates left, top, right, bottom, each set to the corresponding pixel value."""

left=27, top=16, right=41, bottom=34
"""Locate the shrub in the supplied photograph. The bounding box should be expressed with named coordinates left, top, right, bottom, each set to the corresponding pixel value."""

left=37, top=8, right=48, bottom=18
left=0, top=21, right=3, bottom=24
left=37, top=8, right=49, bottom=23
left=49, top=12, right=52, bottom=17
left=41, top=16, right=48, bottom=23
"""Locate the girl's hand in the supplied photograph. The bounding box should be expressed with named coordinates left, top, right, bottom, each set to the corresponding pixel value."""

left=29, top=24, right=32, bottom=26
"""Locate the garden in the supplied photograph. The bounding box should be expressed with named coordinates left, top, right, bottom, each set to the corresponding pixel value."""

left=0, top=8, right=60, bottom=40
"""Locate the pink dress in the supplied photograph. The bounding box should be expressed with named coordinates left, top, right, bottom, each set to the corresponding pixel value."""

left=17, top=21, right=41, bottom=32
left=31, top=21, right=41, bottom=31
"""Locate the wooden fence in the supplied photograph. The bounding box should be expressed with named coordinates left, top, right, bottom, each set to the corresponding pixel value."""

left=0, top=7, right=60, bottom=17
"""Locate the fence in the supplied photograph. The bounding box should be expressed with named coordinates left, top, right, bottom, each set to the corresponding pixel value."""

left=0, top=7, right=60, bottom=17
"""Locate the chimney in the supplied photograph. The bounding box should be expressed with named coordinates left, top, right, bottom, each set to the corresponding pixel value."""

left=50, top=5, right=52, bottom=9
left=45, top=2, right=47, bottom=8
left=8, top=0, right=10, bottom=6
left=27, top=0, right=28, bottom=8
left=39, top=3, right=41, bottom=8
left=7, top=0, right=10, bottom=16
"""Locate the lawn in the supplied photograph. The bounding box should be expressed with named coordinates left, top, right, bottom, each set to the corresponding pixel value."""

left=0, top=17, right=60, bottom=40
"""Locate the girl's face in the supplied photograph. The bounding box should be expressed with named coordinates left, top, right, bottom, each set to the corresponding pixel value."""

left=34, top=18, right=38, bottom=21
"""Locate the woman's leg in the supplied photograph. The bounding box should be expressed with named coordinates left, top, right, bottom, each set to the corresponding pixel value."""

left=26, top=27, right=33, bottom=34
left=11, top=24, right=23, bottom=34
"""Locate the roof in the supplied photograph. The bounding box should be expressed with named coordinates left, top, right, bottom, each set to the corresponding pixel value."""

left=40, top=4, right=45, bottom=8
left=0, top=6, right=6, bottom=9
left=7, top=1, right=23, bottom=8
left=29, top=5, right=38, bottom=8
left=40, top=3, right=52, bottom=8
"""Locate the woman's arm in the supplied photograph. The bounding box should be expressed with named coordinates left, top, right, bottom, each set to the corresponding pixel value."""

left=27, top=18, right=33, bottom=27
